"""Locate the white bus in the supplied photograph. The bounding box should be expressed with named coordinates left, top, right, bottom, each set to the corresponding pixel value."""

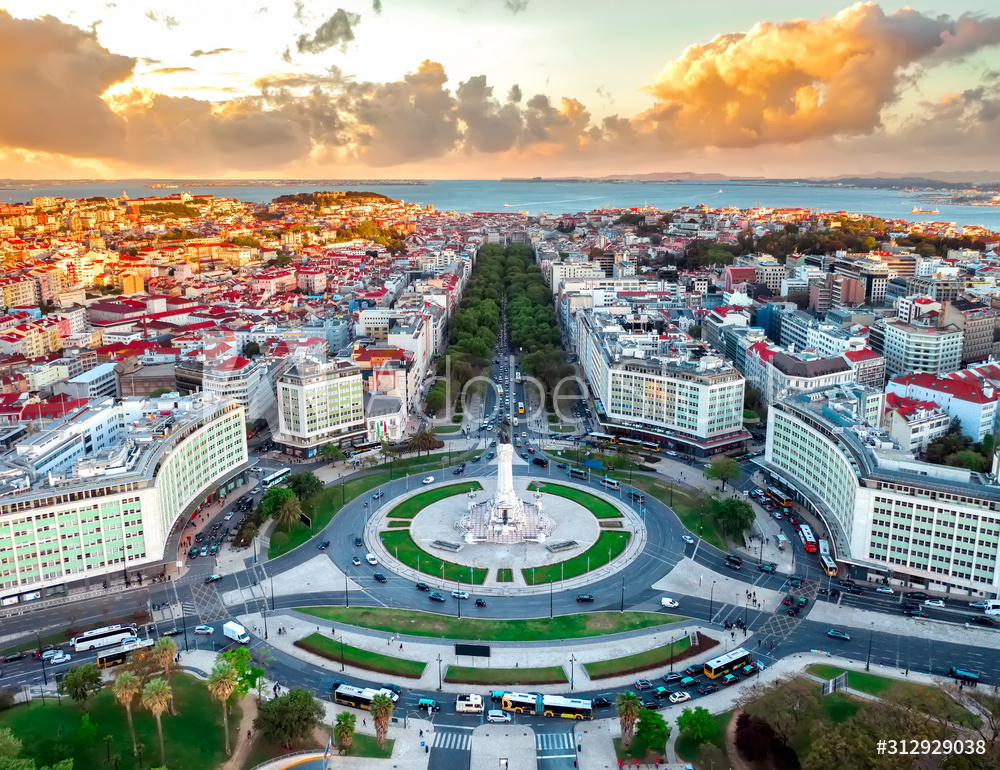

left=72, top=624, right=139, bottom=652
left=985, top=599, right=1000, bottom=617
left=262, top=468, right=291, bottom=489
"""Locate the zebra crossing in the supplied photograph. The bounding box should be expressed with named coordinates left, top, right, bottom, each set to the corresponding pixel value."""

left=432, top=729, right=472, bottom=751
left=536, top=732, right=574, bottom=751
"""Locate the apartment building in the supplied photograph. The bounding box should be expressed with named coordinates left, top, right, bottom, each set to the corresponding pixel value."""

left=0, top=394, right=248, bottom=598
left=882, top=392, right=951, bottom=454
left=870, top=318, right=963, bottom=378
left=274, top=357, right=365, bottom=456
left=886, top=372, right=997, bottom=441
left=579, top=311, right=749, bottom=456
left=941, top=298, right=995, bottom=364
left=202, top=356, right=276, bottom=423
left=764, top=386, right=1000, bottom=596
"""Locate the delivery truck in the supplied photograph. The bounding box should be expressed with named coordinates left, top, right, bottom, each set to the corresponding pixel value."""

left=223, top=621, right=250, bottom=644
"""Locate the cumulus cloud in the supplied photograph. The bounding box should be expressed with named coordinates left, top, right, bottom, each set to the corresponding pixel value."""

left=372, top=0, right=383, bottom=13
left=0, top=10, right=134, bottom=157
left=296, top=9, right=360, bottom=55
left=190, top=47, right=236, bottom=57
left=144, top=10, right=179, bottom=29
left=148, top=66, right=197, bottom=75
left=504, top=0, right=528, bottom=12
left=631, top=2, right=1000, bottom=149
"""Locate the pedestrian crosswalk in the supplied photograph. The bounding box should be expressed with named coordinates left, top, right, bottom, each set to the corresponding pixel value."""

left=536, top=732, right=574, bottom=751
left=182, top=601, right=196, bottom=616
left=432, top=730, right=472, bottom=751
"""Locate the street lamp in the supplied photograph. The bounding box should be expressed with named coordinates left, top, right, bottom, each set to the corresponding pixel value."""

left=437, top=653, right=443, bottom=690
left=570, top=653, right=576, bottom=691
left=866, top=622, right=874, bottom=672
left=670, top=635, right=675, bottom=672
left=339, top=635, right=345, bottom=672
left=620, top=574, right=625, bottom=613
left=709, top=580, right=717, bottom=621
left=36, top=632, right=47, bottom=686
left=457, top=580, right=462, bottom=619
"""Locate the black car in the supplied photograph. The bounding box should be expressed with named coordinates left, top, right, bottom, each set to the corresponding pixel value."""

left=973, top=616, right=995, bottom=627
left=839, top=579, right=856, bottom=588
left=556, top=463, right=567, bottom=469
left=381, top=683, right=402, bottom=695
left=847, top=586, right=865, bottom=595
left=373, top=573, right=388, bottom=583
left=576, top=594, right=595, bottom=603
left=415, top=582, right=431, bottom=591
left=725, top=562, right=742, bottom=571
left=641, top=698, right=662, bottom=710
left=520, top=452, right=529, bottom=460
left=428, top=592, right=446, bottom=602
left=757, top=562, right=777, bottom=573
left=698, top=683, right=720, bottom=695
left=475, top=598, right=487, bottom=607
left=2, top=652, right=25, bottom=662
left=161, top=628, right=183, bottom=637
left=683, top=665, right=702, bottom=677
left=531, top=457, right=549, bottom=467
left=904, top=608, right=928, bottom=617
left=591, top=696, right=612, bottom=709
left=905, top=591, right=930, bottom=600
left=453, top=466, right=465, bottom=475
left=725, top=555, right=743, bottom=566
left=901, top=602, right=919, bottom=611
left=627, top=491, right=645, bottom=503
left=354, top=537, right=363, bottom=547
left=318, top=540, right=330, bottom=550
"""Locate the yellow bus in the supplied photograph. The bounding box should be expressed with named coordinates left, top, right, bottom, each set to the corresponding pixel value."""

left=517, top=402, right=525, bottom=415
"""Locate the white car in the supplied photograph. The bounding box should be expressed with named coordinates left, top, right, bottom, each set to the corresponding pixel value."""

left=194, top=625, right=215, bottom=635
left=422, top=476, right=435, bottom=485
left=665, top=450, right=678, bottom=456
left=366, top=553, right=379, bottom=566
left=49, top=652, right=72, bottom=665
left=682, top=535, right=695, bottom=544
left=224, top=512, right=234, bottom=520
left=452, top=590, right=470, bottom=600
left=660, top=597, right=680, bottom=609
left=41, top=649, right=61, bottom=661
left=668, top=691, right=691, bottom=704
left=487, top=709, right=511, bottom=723
left=924, top=599, right=945, bottom=608
left=875, top=586, right=894, bottom=594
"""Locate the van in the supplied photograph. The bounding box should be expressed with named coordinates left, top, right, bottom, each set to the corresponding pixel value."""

left=600, top=478, right=621, bottom=491
left=567, top=468, right=588, bottom=479
left=456, top=693, right=484, bottom=713
left=985, top=599, right=1000, bottom=616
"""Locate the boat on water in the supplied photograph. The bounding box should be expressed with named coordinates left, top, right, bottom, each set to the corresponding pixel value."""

left=911, top=207, right=939, bottom=214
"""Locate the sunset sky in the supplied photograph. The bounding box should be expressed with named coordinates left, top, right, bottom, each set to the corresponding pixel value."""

left=1, top=1, right=999, bottom=179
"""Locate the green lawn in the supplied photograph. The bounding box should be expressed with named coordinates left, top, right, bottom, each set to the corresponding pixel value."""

left=388, top=520, right=410, bottom=528
left=629, top=475, right=728, bottom=550
left=375, top=448, right=478, bottom=474
left=296, top=607, right=681, bottom=641
left=244, top=724, right=393, bottom=768
left=523, top=531, right=631, bottom=584
left=533, top=482, right=622, bottom=518
left=434, top=425, right=463, bottom=434
left=805, top=666, right=980, bottom=727
left=552, top=425, right=577, bottom=433
left=445, top=665, right=567, bottom=685
left=387, top=482, right=483, bottom=518
left=295, top=633, right=426, bottom=678
left=0, top=672, right=235, bottom=770
left=378, top=530, right=488, bottom=584
left=583, top=637, right=692, bottom=679
left=496, top=568, right=513, bottom=582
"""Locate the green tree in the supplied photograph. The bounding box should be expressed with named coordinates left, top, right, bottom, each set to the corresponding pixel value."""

left=635, top=708, right=670, bottom=753
left=711, top=497, right=756, bottom=536
left=287, top=471, right=323, bottom=501
left=407, top=429, right=440, bottom=458
left=222, top=646, right=270, bottom=703
left=243, top=341, right=261, bottom=358
left=111, top=671, right=142, bottom=756
left=149, top=387, right=173, bottom=397
left=260, top=487, right=297, bottom=520
left=141, top=678, right=173, bottom=768
left=704, top=456, right=740, bottom=492
left=677, top=706, right=718, bottom=744
left=688, top=325, right=702, bottom=339
left=744, top=677, right=821, bottom=745
left=369, top=693, right=394, bottom=750
left=0, top=727, right=73, bottom=770
left=319, top=444, right=344, bottom=465
left=334, top=711, right=357, bottom=751
left=253, top=688, right=324, bottom=750
left=57, top=663, right=102, bottom=703
left=616, top=691, right=642, bottom=749
left=275, top=495, right=304, bottom=530
left=207, top=660, right=240, bottom=757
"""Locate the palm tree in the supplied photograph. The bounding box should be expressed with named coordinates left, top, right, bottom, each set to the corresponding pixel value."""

left=112, top=671, right=142, bottom=756
left=407, top=429, right=438, bottom=458
left=616, top=691, right=642, bottom=749
left=334, top=711, right=357, bottom=751
left=142, top=677, right=173, bottom=767
left=275, top=496, right=303, bottom=530
left=369, top=693, right=394, bottom=750
left=207, top=660, right=239, bottom=757
left=151, top=637, right=178, bottom=714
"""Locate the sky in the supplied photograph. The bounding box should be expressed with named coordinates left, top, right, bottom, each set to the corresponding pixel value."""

left=0, top=0, right=999, bottom=180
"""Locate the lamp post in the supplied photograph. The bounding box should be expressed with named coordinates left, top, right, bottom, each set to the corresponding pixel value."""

left=36, top=632, right=47, bottom=686
left=866, top=622, right=874, bottom=672
left=261, top=600, right=268, bottom=641
left=339, top=635, right=345, bottom=672
left=549, top=581, right=553, bottom=619
left=620, top=574, right=625, bottom=613
left=437, top=653, right=443, bottom=691
left=670, top=635, right=675, bottom=672
left=570, top=653, right=576, bottom=691
left=709, top=580, right=717, bottom=621
left=457, top=580, right=462, bottom=620
left=344, top=570, right=349, bottom=608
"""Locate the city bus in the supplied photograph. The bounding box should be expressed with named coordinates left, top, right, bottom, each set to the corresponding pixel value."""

left=72, top=624, right=139, bottom=653
left=818, top=540, right=838, bottom=577
left=618, top=437, right=644, bottom=449
left=499, top=692, right=593, bottom=719
left=262, top=468, right=291, bottom=489
left=586, top=432, right=616, bottom=445
left=333, top=685, right=398, bottom=710
left=798, top=524, right=818, bottom=554
left=704, top=648, right=754, bottom=679
left=518, top=402, right=525, bottom=415
left=96, top=638, right=155, bottom=669
left=515, top=371, right=523, bottom=384
left=496, top=386, right=504, bottom=399
left=640, top=441, right=660, bottom=453
left=768, top=490, right=793, bottom=509
left=500, top=691, right=539, bottom=713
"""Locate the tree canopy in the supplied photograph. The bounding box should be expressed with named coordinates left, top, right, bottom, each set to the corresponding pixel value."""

left=253, top=689, right=325, bottom=749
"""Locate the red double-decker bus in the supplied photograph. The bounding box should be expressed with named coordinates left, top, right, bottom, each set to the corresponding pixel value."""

left=798, top=524, right=818, bottom=553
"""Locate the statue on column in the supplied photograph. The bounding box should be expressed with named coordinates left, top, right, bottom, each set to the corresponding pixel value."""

left=498, top=417, right=512, bottom=446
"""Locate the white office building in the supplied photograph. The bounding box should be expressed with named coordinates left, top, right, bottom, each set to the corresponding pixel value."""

left=275, top=357, right=366, bottom=457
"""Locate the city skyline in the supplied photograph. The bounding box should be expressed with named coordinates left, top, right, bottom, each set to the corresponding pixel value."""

left=1, top=0, right=1000, bottom=179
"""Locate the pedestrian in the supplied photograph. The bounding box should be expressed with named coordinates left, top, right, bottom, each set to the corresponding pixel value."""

left=388, top=637, right=391, bottom=646
left=399, top=643, right=403, bottom=651
left=419, top=730, right=423, bottom=737
left=247, top=730, right=252, bottom=741
left=363, top=719, right=367, bottom=727
left=757, top=639, right=761, bottom=647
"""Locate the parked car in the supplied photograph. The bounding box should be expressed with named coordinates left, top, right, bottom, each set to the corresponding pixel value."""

left=668, top=691, right=691, bottom=704
left=161, top=628, right=183, bottom=637
left=969, top=601, right=990, bottom=610
left=2, top=652, right=26, bottom=663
